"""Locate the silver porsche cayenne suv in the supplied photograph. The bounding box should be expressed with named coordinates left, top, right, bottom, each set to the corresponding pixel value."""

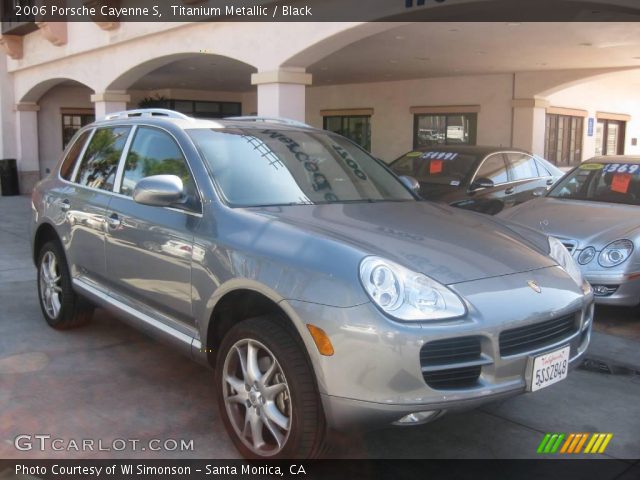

left=31, top=109, right=594, bottom=459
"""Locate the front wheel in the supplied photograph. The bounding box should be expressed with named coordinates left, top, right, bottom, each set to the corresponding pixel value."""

left=215, top=316, right=326, bottom=459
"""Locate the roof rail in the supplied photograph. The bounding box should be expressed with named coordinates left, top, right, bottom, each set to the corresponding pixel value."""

left=103, top=108, right=193, bottom=121
left=224, top=116, right=312, bottom=128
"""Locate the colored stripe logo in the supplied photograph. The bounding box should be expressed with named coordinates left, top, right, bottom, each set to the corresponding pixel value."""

left=537, top=433, right=613, bottom=454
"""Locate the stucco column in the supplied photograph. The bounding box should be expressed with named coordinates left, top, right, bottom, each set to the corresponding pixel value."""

left=511, top=98, right=549, bottom=156
left=251, top=68, right=312, bottom=122
left=15, top=102, right=40, bottom=194
left=91, top=91, right=131, bottom=119
left=0, top=49, right=16, bottom=161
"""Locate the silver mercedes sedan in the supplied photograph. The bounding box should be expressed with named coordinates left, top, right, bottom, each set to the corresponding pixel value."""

left=500, top=156, right=640, bottom=307
left=31, top=109, right=594, bottom=459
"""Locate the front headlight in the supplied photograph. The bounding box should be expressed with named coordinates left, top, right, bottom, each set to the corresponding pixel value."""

left=359, top=256, right=466, bottom=321
left=598, top=239, right=634, bottom=268
left=577, top=246, right=596, bottom=265
left=548, top=236, right=583, bottom=287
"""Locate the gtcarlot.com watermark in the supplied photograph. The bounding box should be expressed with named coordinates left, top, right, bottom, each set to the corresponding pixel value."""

left=15, top=434, right=194, bottom=452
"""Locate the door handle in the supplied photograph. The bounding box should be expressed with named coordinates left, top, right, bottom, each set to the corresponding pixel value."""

left=505, top=187, right=515, bottom=194
left=546, top=179, right=554, bottom=185
left=60, top=199, right=71, bottom=212
left=107, top=213, right=121, bottom=229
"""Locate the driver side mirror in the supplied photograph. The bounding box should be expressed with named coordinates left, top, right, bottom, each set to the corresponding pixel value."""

left=133, top=175, right=185, bottom=207
left=399, top=175, right=420, bottom=193
left=470, top=177, right=494, bottom=191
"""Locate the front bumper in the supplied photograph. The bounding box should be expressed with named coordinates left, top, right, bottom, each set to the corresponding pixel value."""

left=287, top=266, right=593, bottom=430
left=584, top=271, right=640, bottom=307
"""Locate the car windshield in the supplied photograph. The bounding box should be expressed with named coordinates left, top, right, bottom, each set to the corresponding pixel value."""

left=548, top=162, right=640, bottom=205
left=188, top=128, right=415, bottom=207
left=391, top=150, right=478, bottom=186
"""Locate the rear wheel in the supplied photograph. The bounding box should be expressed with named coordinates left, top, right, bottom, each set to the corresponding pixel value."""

left=37, top=241, right=93, bottom=329
left=215, top=316, right=326, bottom=459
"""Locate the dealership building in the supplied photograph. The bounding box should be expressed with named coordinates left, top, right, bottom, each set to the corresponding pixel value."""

left=1, top=5, right=640, bottom=193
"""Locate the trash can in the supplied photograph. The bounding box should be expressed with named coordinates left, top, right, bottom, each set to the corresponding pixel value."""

left=0, top=159, right=19, bottom=196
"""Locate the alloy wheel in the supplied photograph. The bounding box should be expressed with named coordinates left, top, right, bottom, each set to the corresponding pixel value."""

left=39, top=251, right=62, bottom=319
left=222, top=338, right=292, bottom=456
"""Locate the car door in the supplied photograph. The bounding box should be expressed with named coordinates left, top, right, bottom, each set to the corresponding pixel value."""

left=505, top=152, right=552, bottom=205
left=64, top=126, right=132, bottom=283
left=104, top=125, right=201, bottom=326
left=460, top=153, right=514, bottom=214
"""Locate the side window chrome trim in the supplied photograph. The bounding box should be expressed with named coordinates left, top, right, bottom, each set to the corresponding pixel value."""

left=113, top=125, right=138, bottom=195
left=66, top=127, right=96, bottom=184
left=56, top=122, right=204, bottom=216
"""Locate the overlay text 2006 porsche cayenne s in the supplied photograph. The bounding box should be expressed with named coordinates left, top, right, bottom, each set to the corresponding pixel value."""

left=31, top=109, right=593, bottom=459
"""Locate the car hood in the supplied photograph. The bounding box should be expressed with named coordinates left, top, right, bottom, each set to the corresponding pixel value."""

left=250, top=201, right=555, bottom=285
left=499, top=197, right=640, bottom=248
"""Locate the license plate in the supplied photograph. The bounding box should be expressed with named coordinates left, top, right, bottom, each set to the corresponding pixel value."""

left=529, top=346, right=570, bottom=392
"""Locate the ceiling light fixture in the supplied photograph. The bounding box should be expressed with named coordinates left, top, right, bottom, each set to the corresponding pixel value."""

left=395, top=35, right=405, bottom=40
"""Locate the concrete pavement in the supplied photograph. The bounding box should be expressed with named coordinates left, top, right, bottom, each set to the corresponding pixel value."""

left=1, top=195, right=639, bottom=461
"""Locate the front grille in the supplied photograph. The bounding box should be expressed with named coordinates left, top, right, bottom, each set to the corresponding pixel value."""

left=420, top=336, right=486, bottom=390
left=499, top=314, right=578, bottom=357
left=422, top=366, right=482, bottom=390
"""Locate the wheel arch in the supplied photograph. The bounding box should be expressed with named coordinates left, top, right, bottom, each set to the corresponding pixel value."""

left=201, top=283, right=326, bottom=392
left=33, top=222, right=63, bottom=265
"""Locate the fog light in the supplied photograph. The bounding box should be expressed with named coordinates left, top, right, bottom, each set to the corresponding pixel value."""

left=393, top=410, right=439, bottom=425
left=592, top=285, right=618, bottom=296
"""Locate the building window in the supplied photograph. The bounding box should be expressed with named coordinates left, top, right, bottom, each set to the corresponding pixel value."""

left=595, top=119, right=626, bottom=156
left=62, top=112, right=94, bottom=149
left=154, top=99, right=241, bottom=119
left=413, top=113, right=477, bottom=149
left=544, top=113, right=583, bottom=167
left=323, top=115, right=371, bottom=151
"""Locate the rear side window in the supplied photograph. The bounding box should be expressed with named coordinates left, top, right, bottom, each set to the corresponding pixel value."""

left=75, top=127, right=131, bottom=191
left=60, top=130, right=91, bottom=180
left=506, top=153, right=538, bottom=181
left=119, top=127, right=196, bottom=199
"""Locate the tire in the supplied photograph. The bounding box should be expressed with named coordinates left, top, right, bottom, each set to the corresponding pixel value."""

left=215, top=315, right=326, bottom=459
left=36, top=240, right=93, bottom=329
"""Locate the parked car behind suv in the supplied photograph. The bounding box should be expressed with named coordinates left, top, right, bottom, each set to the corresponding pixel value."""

left=499, top=156, right=640, bottom=307
left=390, top=146, right=563, bottom=215
left=32, top=109, right=593, bottom=459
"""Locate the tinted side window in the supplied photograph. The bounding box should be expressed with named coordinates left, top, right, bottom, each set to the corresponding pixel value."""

left=60, top=130, right=91, bottom=180
left=475, top=154, right=508, bottom=184
left=76, top=127, right=131, bottom=191
left=120, top=127, right=195, bottom=199
left=507, top=153, right=539, bottom=181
